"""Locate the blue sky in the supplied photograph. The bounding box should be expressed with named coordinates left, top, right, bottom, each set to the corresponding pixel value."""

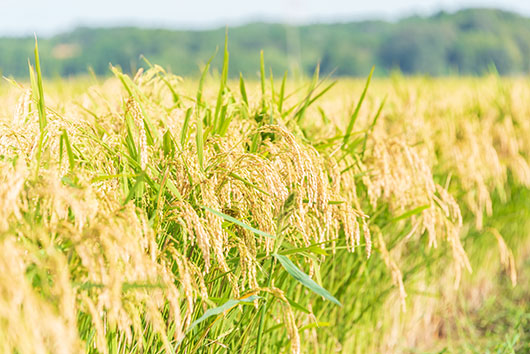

left=3, top=0, right=530, bottom=36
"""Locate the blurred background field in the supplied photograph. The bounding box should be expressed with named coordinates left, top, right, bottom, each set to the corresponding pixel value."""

left=3, top=8, right=530, bottom=79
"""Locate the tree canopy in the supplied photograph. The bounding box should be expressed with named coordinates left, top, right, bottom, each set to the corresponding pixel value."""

left=2, top=8, right=530, bottom=78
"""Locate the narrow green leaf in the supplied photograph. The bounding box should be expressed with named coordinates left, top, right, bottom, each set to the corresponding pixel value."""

left=294, top=63, right=320, bottom=123
left=239, top=73, right=248, bottom=106
left=62, top=129, right=75, bottom=171
left=273, top=253, right=342, bottom=306
left=90, top=173, right=137, bottom=183
left=229, top=172, right=271, bottom=197
left=249, top=131, right=261, bottom=153
left=197, top=50, right=217, bottom=106
left=202, top=206, right=275, bottom=239
left=278, top=243, right=329, bottom=257
left=58, top=133, right=64, bottom=166
left=110, top=66, right=157, bottom=142
left=163, top=130, right=176, bottom=158
left=278, top=70, right=287, bottom=114
left=188, top=295, right=259, bottom=334
left=214, top=31, right=229, bottom=133
left=290, top=69, right=335, bottom=123
left=306, top=245, right=329, bottom=256
left=361, top=95, right=386, bottom=159
left=286, top=296, right=311, bottom=314
left=110, top=65, right=133, bottom=96
left=196, top=110, right=204, bottom=171
left=218, top=104, right=230, bottom=136
left=148, top=166, right=182, bottom=200
left=298, top=322, right=331, bottom=332
left=306, top=80, right=336, bottom=108
left=180, top=108, right=192, bottom=147
left=33, top=36, right=47, bottom=131
left=142, top=56, right=181, bottom=104
left=124, top=113, right=139, bottom=160
left=343, top=66, right=375, bottom=147
left=269, top=68, right=275, bottom=103
left=269, top=70, right=275, bottom=124
left=28, top=59, right=47, bottom=176
left=260, top=50, right=266, bottom=98
left=123, top=174, right=144, bottom=205
left=153, top=166, right=170, bottom=229
left=390, top=204, right=430, bottom=223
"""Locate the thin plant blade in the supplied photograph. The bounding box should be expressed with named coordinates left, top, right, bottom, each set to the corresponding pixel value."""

left=202, top=206, right=275, bottom=239
left=343, top=65, right=375, bottom=147
left=273, top=253, right=342, bottom=306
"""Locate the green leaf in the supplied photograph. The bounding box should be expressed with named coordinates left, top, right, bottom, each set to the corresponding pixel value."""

left=361, top=95, right=386, bottom=159
left=260, top=50, right=266, bottom=99
left=249, top=130, right=261, bottom=153
left=28, top=54, right=48, bottom=177
left=213, top=31, right=229, bottom=133
left=62, top=129, right=75, bottom=171
left=239, top=73, right=248, bottom=106
left=286, top=296, right=311, bottom=314
left=197, top=50, right=217, bottom=106
left=90, top=173, right=137, bottom=183
left=273, top=253, right=342, bottom=306
left=294, top=63, right=320, bottom=123
left=180, top=108, right=192, bottom=147
left=162, top=130, right=176, bottom=158
left=141, top=56, right=181, bottom=104
left=298, top=322, right=331, bottom=332
left=390, top=204, right=430, bottom=223
left=123, top=173, right=144, bottom=205
left=278, top=242, right=330, bottom=257
left=218, top=104, right=231, bottom=136
left=278, top=70, right=287, bottom=114
left=202, top=206, right=275, bottom=239
left=229, top=172, right=271, bottom=197
left=343, top=66, right=374, bottom=147
left=306, top=245, right=329, bottom=256
left=196, top=110, right=204, bottom=171
left=110, top=66, right=157, bottom=143
left=33, top=36, right=47, bottom=131
left=187, top=295, right=259, bottom=334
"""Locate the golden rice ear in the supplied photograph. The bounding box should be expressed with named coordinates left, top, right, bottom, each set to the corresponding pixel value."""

left=361, top=137, right=473, bottom=278
left=125, top=98, right=148, bottom=170
left=489, top=228, right=517, bottom=287
left=362, top=217, right=372, bottom=258
left=173, top=200, right=212, bottom=272
left=376, top=231, right=407, bottom=312
left=12, top=89, right=32, bottom=125
left=0, top=237, right=82, bottom=354
left=260, top=287, right=301, bottom=354
left=0, top=159, right=28, bottom=232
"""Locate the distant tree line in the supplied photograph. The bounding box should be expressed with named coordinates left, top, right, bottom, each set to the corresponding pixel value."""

left=2, top=8, right=530, bottom=78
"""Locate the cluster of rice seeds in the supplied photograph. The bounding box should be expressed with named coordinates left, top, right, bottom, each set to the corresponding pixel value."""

left=5, top=163, right=181, bottom=353
left=0, top=86, right=183, bottom=353
left=0, top=237, right=82, bottom=354
left=388, top=79, right=530, bottom=230
left=361, top=138, right=470, bottom=279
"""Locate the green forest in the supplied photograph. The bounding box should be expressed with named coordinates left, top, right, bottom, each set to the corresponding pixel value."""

left=2, top=8, right=530, bottom=78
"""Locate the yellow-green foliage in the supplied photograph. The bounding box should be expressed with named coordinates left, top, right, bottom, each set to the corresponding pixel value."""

left=0, top=63, right=529, bottom=353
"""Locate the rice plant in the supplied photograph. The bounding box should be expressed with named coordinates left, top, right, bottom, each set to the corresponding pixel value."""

left=0, top=41, right=528, bottom=353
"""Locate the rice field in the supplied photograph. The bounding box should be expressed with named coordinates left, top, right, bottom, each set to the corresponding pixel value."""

left=0, top=44, right=529, bottom=353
